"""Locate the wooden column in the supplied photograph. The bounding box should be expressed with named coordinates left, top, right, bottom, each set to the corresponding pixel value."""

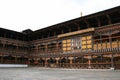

left=69, top=57, right=73, bottom=68
left=88, top=59, right=91, bottom=68
left=55, top=58, right=59, bottom=67
left=88, top=56, right=92, bottom=69
left=45, top=58, right=49, bottom=67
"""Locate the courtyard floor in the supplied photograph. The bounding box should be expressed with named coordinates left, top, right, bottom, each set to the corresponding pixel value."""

left=0, top=67, right=120, bottom=80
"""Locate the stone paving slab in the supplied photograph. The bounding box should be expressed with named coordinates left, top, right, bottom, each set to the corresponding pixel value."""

left=0, top=67, right=120, bottom=80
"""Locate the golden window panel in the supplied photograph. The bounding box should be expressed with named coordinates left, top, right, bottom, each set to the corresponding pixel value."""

left=82, top=45, right=87, bottom=49
left=98, top=44, right=102, bottom=49
left=82, top=41, right=86, bottom=45
left=98, top=44, right=101, bottom=47
left=62, top=40, right=66, bottom=43
left=112, top=41, right=117, bottom=48
left=98, top=46, right=101, bottom=49
left=86, top=36, right=92, bottom=40
left=94, top=45, right=97, bottom=50
left=67, top=39, right=71, bottom=43
left=107, top=43, right=110, bottom=48
left=63, top=48, right=67, bottom=51
left=87, top=40, right=92, bottom=44
left=67, top=43, right=71, bottom=46
left=87, top=45, right=92, bottom=49
left=112, top=44, right=117, bottom=48
left=102, top=43, right=106, bottom=49
left=63, top=44, right=67, bottom=47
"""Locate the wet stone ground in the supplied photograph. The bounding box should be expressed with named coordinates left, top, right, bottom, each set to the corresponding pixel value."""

left=0, top=67, right=120, bottom=80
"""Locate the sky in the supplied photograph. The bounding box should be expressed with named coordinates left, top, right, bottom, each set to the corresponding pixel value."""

left=0, top=0, right=120, bottom=32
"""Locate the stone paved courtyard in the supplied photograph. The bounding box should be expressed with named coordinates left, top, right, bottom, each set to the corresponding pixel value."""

left=0, top=67, right=120, bottom=80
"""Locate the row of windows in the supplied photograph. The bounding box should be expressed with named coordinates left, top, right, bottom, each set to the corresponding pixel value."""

left=62, top=35, right=92, bottom=52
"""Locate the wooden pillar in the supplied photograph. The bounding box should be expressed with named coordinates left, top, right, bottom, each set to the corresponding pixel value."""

left=55, top=58, right=59, bottom=67
left=69, top=58, right=73, bottom=64
left=69, top=57, right=73, bottom=68
left=45, top=58, right=48, bottom=67
left=88, top=59, right=91, bottom=68
left=88, top=56, right=92, bottom=69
